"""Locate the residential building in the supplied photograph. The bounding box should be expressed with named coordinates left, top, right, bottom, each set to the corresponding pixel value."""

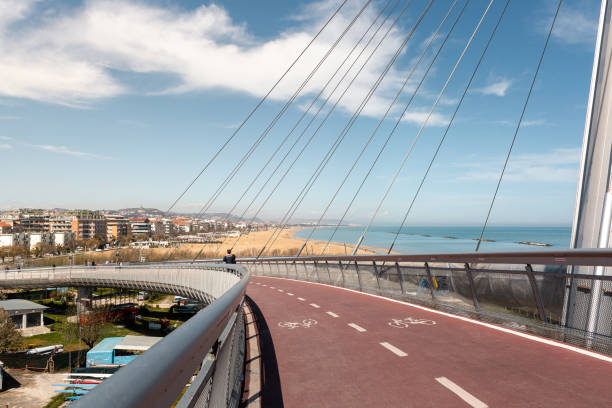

left=163, top=220, right=176, bottom=235
left=129, top=218, right=151, bottom=236
left=53, top=231, right=75, bottom=247
left=0, top=233, right=29, bottom=248
left=173, top=219, right=193, bottom=233
left=71, top=214, right=107, bottom=240
left=149, top=218, right=165, bottom=236
left=49, top=216, right=72, bottom=233
left=29, top=232, right=55, bottom=250
left=105, top=215, right=129, bottom=240
left=14, top=214, right=50, bottom=233
left=0, top=222, right=11, bottom=234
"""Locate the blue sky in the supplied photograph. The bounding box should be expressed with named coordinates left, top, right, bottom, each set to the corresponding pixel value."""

left=0, top=0, right=601, bottom=226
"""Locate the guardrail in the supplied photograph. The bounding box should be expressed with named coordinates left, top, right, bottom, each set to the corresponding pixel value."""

left=0, top=263, right=249, bottom=408
left=229, top=248, right=612, bottom=353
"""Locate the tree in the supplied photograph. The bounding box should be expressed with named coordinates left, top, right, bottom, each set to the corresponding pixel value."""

left=62, top=309, right=108, bottom=349
left=0, top=308, right=23, bottom=352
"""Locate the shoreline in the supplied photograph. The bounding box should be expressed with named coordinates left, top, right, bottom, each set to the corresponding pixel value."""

left=288, top=226, right=396, bottom=255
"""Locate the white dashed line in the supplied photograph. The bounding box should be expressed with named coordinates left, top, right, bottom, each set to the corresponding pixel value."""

left=435, top=377, right=488, bottom=408
left=348, top=323, right=366, bottom=332
left=380, top=342, right=407, bottom=357
left=310, top=303, right=320, bottom=308
left=262, top=284, right=267, bottom=287
left=287, top=293, right=294, bottom=296
left=326, top=311, right=339, bottom=318
left=278, top=289, right=284, bottom=292
left=297, top=297, right=305, bottom=301
left=270, top=286, right=275, bottom=289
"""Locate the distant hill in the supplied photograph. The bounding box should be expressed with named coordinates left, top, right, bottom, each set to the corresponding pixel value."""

left=112, top=208, right=264, bottom=223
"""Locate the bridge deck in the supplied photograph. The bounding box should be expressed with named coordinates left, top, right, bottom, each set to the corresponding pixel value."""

left=247, top=276, right=612, bottom=407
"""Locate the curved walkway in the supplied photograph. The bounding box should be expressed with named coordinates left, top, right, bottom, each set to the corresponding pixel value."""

left=247, top=276, right=612, bottom=408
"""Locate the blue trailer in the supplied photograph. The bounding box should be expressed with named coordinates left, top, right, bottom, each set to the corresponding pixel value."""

left=86, top=337, right=137, bottom=367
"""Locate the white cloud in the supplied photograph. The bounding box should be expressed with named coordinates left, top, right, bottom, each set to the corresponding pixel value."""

left=0, top=143, right=11, bottom=149
left=474, top=79, right=512, bottom=97
left=551, top=5, right=598, bottom=46
left=456, top=147, right=580, bottom=182
left=0, top=136, right=12, bottom=140
left=32, top=144, right=113, bottom=159
left=0, top=0, right=407, bottom=114
left=401, top=109, right=449, bottom=127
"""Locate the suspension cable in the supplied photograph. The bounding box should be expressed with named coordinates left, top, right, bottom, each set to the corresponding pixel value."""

left=388, top=0, right=510, bottom=254
left=352, top=0, right=496, bottom=255
left=475, top=0, right=563, bottom=252
left=227, top=0, right=415, bottom=253
left=305, top=0, right=467, bottom=257
left=190, top=0, right=374, bottom=224
left=189, top=0, right=398, bottom=262
left=261, top=0, right=436, bottom=257
left=164, top=0, right=350, bottom=216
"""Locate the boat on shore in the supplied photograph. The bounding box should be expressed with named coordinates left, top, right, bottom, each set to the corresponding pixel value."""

left=517, top=241, right=552, bottom=247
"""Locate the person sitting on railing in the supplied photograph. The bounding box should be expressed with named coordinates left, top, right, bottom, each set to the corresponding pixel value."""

left=223, top=249, right=236, bottom=264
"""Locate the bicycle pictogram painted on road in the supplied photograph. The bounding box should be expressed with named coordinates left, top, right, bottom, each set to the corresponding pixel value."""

left=278, top=319, right=318, bottom=329
left=388, top=317, right=436, bottom=328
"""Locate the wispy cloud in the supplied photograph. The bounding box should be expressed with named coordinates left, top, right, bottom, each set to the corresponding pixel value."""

left=0, top=136, right=12, bottom=140
left=0, top=143, right=11, bottom=149
left=551, top=5, right=598, bottom=46
left=455, top=147, right=580, bottom=183
left=31, top=144, right=113, bottom=159
left=0, top=0, right=407, bottom=115
left=401, top=109, right=449, bottom=127
left=473, top=79, right=512, bottom=97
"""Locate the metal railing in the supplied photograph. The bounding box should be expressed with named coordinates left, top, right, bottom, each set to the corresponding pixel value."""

left=0, top=263, right=250, bottom=408
left=230, top=248, right=612, bottom=353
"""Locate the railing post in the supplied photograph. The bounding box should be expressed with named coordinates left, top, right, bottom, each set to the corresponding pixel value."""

left=424, top=262, right=436, bottom=301
left=339, top=261, right=345, bottom=287
left=284, top=261, right=289, bottom=278
left=464, top=263, right=480, bottom=310
left=293, top=261, right=299, bottom=279
left=314, top=260, right=321, bottom=283
left=372, top=261, right=381, bottom=292
left=354, top=261, right=362, bottom=292
left=525, top=264, right=547, bottom=322
left=325, top=260, right=332, bottom=283
left=303, top=261, right=308, bottom=281
left=395, top=262, right=404, bottom=295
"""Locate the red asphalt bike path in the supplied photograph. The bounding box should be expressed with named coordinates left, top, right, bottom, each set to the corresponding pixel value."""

left=247, top=276, right=612, bottom=408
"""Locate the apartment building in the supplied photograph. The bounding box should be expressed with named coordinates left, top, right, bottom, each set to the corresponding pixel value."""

left=71, top=214, right=107, bottom=240
left=0, top=222, right=12, bottom=234
left=29, top=232, right=55, bottom=250
left=129, top=218, right=151, bottom=236
left=0, top=233, right=29, bottom=248
left=49, top=217, right=72, bottom=233
left=105, top=215, right=129, bottom=240
left=13, top=214, right=50, bottom=233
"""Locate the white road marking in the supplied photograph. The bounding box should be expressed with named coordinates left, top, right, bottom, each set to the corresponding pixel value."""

left=297, top=297, right=305, bottom=301
left=270, top=286, right=275, bottom=289
left=261, top=276, right=612, bottom=364
left=256, top=282, right=260, bottom=285
left=262, top=284, right=267, bottom=287
left=287, top=293, right=294, bottom=296
left=435, top=377, right=488, bottom=408
left=278, top=289, right=284, bottom=292
left=310, top=303, right=320, bottom=308
left=380, top=342, right=407, bottom=357
left=326, top=311, right=339, bottom=318
left=348, top=323, right=366, bottom=332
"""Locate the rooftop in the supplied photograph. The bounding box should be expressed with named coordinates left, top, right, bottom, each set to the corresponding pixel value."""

left=0, top=299, right=49, bottom=312
left=115, top=335, right=162, bottom=351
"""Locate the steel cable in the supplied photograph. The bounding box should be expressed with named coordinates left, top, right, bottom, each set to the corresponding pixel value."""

left=164, top=0, right=350, bottom=216
left=475, top=0, right=563, bottom=252
left=189, top=0, right=398, bottom=261
left=190, top=0, right=374, bottom=224
left=260, top=0, right=436, bottom=257
left=352, top=0, right=496, bottom=255
left=226, top=0, right=410, bottom=254
left=308, top=0, right=469, bottom=256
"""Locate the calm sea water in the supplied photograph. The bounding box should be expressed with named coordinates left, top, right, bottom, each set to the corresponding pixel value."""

left=293, top=226, right=572, bottom=254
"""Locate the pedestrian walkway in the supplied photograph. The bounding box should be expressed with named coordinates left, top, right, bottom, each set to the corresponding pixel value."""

left=246, top=276, right=612, bottom=407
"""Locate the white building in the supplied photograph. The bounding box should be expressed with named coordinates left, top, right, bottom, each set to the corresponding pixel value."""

left=54, top=231, right=76, bottom=247
left=29, top=232, right=54, bottom=250
left=0, top=233, right=29, bottom=248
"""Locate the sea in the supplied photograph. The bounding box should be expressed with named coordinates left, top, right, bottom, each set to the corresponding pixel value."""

left=293, top=225, right=572, bottom=255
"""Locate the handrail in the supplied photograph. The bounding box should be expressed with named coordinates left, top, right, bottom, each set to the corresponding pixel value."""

left=75, top=271, right=249, bottom=407
left=212, top=248, right=612, bottom=266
